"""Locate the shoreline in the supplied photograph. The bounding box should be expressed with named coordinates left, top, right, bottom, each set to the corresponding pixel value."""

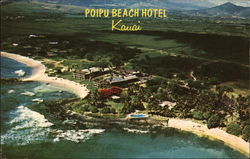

left=167, top=118, right=250, bottom=156
left=1, top=51, right=249, bottom=156
left=1, top=51, right=89, bottom=98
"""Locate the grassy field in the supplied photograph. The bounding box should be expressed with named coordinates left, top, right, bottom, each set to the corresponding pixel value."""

left=1, top=1, right=249, bottom=93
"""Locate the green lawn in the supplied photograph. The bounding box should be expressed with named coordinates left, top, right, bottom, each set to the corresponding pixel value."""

left=106, top=100, right=124, bottom=113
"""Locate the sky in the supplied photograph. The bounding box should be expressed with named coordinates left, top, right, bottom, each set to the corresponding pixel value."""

left=175, top=0, right=250, bottom=7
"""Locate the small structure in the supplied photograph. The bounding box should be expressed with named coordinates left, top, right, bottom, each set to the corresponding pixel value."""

left=124, top=70, right=141, bottom=76
left=48, top=42, right=58, bottom=45
left=29, top=34, right=38, bottom=38
left=111, top=95, right=121, bottom=101
left=159, top=101, right=177, bottom=110
left=98, top=86, right=123, bottom=98
left=29, top=35, right=45, bottom=38
left=127, top=113, right=149, bottom=120
left=72, top=67, right=149, bottom=88
left=109, top=75, right=139, bottom=86
left=72, top=70, right=85, bottom=79
left=46, top=52, right=57, bottom=57
left=72, top=67, right=112, bottom=79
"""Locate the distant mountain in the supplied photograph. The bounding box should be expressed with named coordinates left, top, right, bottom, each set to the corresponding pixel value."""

left=0, top=0, right=24, bottom=5
left=31, top=0, right=210, bottom=10
left=2, top=0, right=249, bottom=18
left=189, top=2, right=250, bottom=18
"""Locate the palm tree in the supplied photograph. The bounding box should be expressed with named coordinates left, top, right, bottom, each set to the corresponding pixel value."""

left=236, top=95, right=249, bottom=121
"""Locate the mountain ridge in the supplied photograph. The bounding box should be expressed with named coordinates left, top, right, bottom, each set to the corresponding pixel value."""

left=189, top=2, right=250, bottom=18
left=1, top=0, right=249, bottom=18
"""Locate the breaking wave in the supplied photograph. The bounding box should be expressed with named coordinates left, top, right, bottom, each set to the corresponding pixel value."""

left=52, top=129, right=105, bottom=143
left=1, top=105, right=105, bottom=145
left=1, top=105, right=53, bottom=145
left=123, top=128, right=149, bottom=134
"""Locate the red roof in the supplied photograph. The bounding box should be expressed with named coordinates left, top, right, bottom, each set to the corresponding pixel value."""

left=98, top=86, right=123, bottom=98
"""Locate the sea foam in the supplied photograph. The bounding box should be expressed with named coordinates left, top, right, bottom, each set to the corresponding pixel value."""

left=9, top=105, right=53, bottom=128
left=8, top=90, right=15, bottom=94
left=21, top=91, right=35, bottom=96
left=1, top=105, right=53, bottom=145
left=14, top=69, right=26, bottom=77
left=123, top=128, right=149, bottom=134
left=52, top=129, right=105, bottom=143
left=1, top=105, right=105, bottom=145
left=32, top=98, right=44, bottom=103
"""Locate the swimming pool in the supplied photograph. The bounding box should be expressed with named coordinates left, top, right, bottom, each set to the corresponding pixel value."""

left=130, top=114, right=148, bottom=118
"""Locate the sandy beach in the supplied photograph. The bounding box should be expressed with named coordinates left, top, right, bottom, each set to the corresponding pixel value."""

left=1, top=52, right=89, bottom=98
left=167, top=118, right=250, bottom=156
left=1, top=51, right=249, bottom=156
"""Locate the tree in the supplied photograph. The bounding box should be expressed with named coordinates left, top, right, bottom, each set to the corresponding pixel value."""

left=110, top=108, right=116, bottom=114
left=111, top=54, right=123, bottom=67
left=193, top=111, right=204, bottom=120
left=99, top=80, right=110, bottom=88
left=207, top=77, right=220, bottom=85
left=147, top=98, right=159, bottom=112
left=87, top=90, right=104, bottom=106
left=216, top=86, right=234, bottom=97
left=130, top=96, right=145, bottom=111
left=121, top=100, right=134, bottom=114
left=90, top=107, right=99, bottom=113
left=100, top=107, right=111, bottom=114
left=188, top=80, right=207, bottom=89
left=207, top=114, right=221, bottom=129
left=236, top=95, right=249, bottom=121
left=226, top=122, right=242, bottom=136
left=40, top=46, right=49, bottom=56
left=203, top=111, right=212, bottom=120
left=82, top=105, right=90, bottom=112
left=242, top=125, right=250, bottom=142
left=147, top=76, right=166, bottom=86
